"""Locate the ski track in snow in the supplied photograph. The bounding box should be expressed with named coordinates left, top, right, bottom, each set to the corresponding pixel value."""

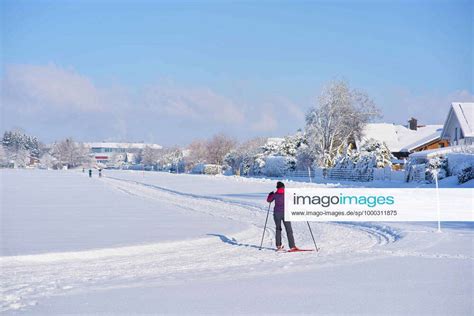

left=1, top=175, right=468, bottom=313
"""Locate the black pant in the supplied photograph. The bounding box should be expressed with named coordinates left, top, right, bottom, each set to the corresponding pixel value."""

left=274, top=212, right=295, bottom=248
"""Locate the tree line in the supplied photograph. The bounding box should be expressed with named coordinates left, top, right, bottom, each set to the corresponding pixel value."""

left=1, top=80, right=385, bottom=172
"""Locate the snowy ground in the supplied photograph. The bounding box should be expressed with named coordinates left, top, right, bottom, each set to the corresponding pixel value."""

left=1, top=169, right=472, bottom=315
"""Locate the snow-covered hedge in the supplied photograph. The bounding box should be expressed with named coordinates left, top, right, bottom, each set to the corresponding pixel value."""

left=190, top=163, right=223, bottom=175
left=328, top=139, right=394, bottom=181
left=405, top=163, right=426, bottom=182
left=447, top=152, right=474, bottom=184
left=406, top=151, right=473, bottom=184
left=447, top=152, right=474, bottom=176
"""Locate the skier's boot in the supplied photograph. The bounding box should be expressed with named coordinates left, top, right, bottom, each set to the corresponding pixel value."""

left=276, top=245, right=285, bottom=252
left=288, top=246, right=300, bottom=252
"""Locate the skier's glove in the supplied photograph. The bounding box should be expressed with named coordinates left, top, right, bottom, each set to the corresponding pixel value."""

left=269, top=191, right=274, bottom=195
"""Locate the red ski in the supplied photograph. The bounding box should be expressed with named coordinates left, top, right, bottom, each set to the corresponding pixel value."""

left=287, top=248, right=316, bottom=252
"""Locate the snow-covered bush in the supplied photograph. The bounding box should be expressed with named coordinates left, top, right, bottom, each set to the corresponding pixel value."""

left=425, top=156, right=448, bottom=182
left=188, top=163, right=222, bottom=175
left=295, top=143, right=314, bottom=171
left=223, top=166, right=234, bottom=176
left=223, top=137, right=266, bottom=176
left=406, top=149, right=473, bottom=184
left=448, top=151, right=474, bottom=184
left=262, top=156, right=288, bottom=177
left=222, top=132, right=311, bottom=176
left=457, top=165, right=473, bottom=184
left=333, top=139, right=393, bottom=169
left=39, top=153, right=58, bottom=169
left=446, top=152, right=474, bottom=176
left=191, top=163, right=205, bottom=174
left=203, top=164, right=222, bottom=175
left=249, top=132, right=307, bottom=175
left=358, top=139, right=393, bottom=168
left=157, top=147, right=185, bottom=172
left=330, top=139, right=393, bottom=180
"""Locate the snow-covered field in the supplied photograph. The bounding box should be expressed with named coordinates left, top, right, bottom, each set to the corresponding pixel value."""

left=1, top=169, right=473, bottom=315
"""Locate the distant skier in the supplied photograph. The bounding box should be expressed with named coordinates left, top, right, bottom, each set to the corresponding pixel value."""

left=88, top=169, right=92, bottom=178
left=267, top=181, right=298, bottom=252
left=99, top=168, right=102, bottom=178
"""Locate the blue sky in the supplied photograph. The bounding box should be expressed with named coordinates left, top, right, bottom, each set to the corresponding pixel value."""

left=1, top=0, right=473, bottom=145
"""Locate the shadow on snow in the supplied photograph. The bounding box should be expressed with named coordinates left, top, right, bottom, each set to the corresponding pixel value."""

left=207, top=233, right=275, bottom=251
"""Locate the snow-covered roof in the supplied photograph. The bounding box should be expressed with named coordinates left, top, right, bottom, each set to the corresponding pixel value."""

left=441, top=102, right=474, bottom=138
left=401, top=130, right=442, bottom=152
left=83, top=142, right=162, bottom=150
left=409, top=145, right=474, bottom=159
left=360, top=123, right=443, bottom=152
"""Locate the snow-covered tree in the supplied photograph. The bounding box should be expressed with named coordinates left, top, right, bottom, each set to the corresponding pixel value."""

left=295, top=143, right=313, bottom=171
left=39, top=153, right=57, bottom=169
left=134, top=150, right=143, bottom=164
left=358, top=139, right=394, bottom=168
left=250, top=133, right=308, bottom=175
left=51, top=138, right=89, bottom=168
left=205, top=133, right=236, bottom=165
left=14, top=149, right=30, bottom=168
left=305, top=80, right=381, bottom=168
left=0, top=145, right=8, bottom=166
left=109, top=151, right=126, bottom=167
left=263, top=156, right=291, bottom=177
left=158, top=147, right=185, bottom=172
left=2, top=130, right=41, bottom=160
left=25, top=136, right=40, bottom=158
left=186, top=139, right=208, bottom=169
left=426, top=156, right=448, bottom=182
left=224, top=137, right=266, bottom=175
left=142, top=146, right=161, bottom=166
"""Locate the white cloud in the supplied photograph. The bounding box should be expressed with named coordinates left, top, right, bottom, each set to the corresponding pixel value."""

left=1, top=63, right=254, bottom=142
left=143, top=84, right=245, bottom=124
left=2, top=64, right=248, bottom=124
left=2, top=64, right=105, bottom=112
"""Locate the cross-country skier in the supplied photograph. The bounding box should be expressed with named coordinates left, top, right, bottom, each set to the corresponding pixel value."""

left=267, top=181, right=298, bottom=252
left=88, top=169, right=92, bottom=178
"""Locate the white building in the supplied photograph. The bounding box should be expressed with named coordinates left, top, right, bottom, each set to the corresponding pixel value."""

left=440, top=102, right=474, bottom=146
left=83, top=142, right=162, bottom=165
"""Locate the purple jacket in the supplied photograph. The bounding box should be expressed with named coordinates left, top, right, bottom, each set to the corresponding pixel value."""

left=267, top=188, right=285, bottom=213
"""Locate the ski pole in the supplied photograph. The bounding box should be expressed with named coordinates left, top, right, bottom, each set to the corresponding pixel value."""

left=259, top=202, right=272, bottom=250
left=306, top=221, right=319, bottom=252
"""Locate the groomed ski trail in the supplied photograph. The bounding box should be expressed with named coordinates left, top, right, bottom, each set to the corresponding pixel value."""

left=1, top=175, right=401, bottom=312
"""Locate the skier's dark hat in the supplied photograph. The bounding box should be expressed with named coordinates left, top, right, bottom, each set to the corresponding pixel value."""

left=276, top=181, right=285, bottom=188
